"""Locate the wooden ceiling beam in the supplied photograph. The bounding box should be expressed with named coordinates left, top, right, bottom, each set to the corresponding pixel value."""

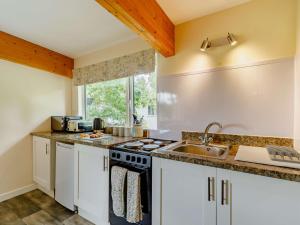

left=96, top=0, right=175, bottom=57
left=0, top=31, right=74, bottom=78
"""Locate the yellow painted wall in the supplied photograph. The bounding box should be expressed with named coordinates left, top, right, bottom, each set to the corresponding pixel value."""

left=0, top=60, right=72, bottom=194
left=294, top=0, right=300, bottom=148
left=297, top=0, right=300, bottom=55
left=158, top=0, right=297, bottom=75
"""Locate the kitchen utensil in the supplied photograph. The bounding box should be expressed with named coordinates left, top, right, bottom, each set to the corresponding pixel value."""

left=140, top=139, right=154, bottom=144
left=124, top=142, right=144, bottom=149
left=113, top=127, right=119, bottom=136
left=118, top=127, right=125, bottom=137
left=133, top=114, right=144, bottom=125
left=105, top=126, right=113, bottom=134
left=124, top=127, right=132, bottom=137
left=154, top=141, right=164, bottom=146
left=143, top=144, right=160, bottom=151
left=132, top=124, right=143, bottom=138
left=93, top=118, right=104, bottom=131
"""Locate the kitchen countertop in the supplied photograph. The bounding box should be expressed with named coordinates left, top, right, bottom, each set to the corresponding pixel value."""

left=151, top=144, right=300, bottom=182
left=32, top=132, right=300, bottom=182
left=31, top=132, right=136, bottom=148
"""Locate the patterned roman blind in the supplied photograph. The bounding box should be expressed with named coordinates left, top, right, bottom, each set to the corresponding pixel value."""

left=73, top=49, right=155, bottom=86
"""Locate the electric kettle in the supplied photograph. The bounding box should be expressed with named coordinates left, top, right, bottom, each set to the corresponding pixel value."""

left=93, top=118, right=104, bottom=131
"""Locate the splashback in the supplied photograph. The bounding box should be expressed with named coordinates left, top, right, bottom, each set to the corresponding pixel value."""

left=156, top=58, right=294, bottom=140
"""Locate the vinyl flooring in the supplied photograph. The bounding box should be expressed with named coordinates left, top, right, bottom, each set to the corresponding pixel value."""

left=0, top=189, right=94, bottom=225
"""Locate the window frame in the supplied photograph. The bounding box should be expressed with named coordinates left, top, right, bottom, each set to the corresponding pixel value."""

left=82, top=73, right=156, bottom=128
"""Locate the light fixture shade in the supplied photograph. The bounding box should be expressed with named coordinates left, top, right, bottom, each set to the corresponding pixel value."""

left=200, top=38, right=210, bottom=51
left=227, top=33, right=237, bottom=46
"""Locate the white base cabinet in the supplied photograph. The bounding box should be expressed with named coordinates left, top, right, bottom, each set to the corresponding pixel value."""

left=153, top=157, right=300, bottom=225
left=218, top=168, right=300, bottom=225
left=74, top=144, right=109, bottom=225
left=152, top=158, right=217, bottom=225
left=33, top=136, right=54, bottom=195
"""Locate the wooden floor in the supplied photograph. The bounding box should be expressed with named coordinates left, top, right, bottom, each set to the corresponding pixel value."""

left=0, top=189, right=94, bottom=225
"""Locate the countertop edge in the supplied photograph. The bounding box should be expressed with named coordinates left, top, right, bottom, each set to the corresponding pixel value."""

left=151, top=151, right=300, bottom=183
left=31, top=132, right=135, bottom=149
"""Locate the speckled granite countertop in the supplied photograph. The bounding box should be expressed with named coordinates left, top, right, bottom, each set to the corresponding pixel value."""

left=32, top=131, right=300, bottom=182
left=31, top=132, right=136, bottom=148
left=151, top=148, right=300, bottom=182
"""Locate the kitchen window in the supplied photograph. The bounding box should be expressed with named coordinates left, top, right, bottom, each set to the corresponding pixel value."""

left=84, top=73, right=157, bottom=129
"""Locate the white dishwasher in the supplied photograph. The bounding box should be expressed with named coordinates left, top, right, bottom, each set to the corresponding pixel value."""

left=55, top=142, right=75, bottom=211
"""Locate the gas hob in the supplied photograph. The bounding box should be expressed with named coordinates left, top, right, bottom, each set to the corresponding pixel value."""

left=112, top=138, right=177, bottom=155
left=110, top=138, right=177, bottom=168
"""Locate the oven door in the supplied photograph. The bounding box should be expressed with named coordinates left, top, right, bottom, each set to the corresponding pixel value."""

left=109, top=159, right=152, bottom=225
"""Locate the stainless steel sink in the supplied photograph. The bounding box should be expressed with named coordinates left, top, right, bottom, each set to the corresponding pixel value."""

left=172, top=143, right=229, bottom=159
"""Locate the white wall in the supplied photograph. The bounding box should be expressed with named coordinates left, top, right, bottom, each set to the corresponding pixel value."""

left=0, top=60, right=72, bottom=194
left=294, top=1, right=300, bottom=148
left=156, top=59, right=294, bottom=140
left=74, top=0, right=297, bottom=141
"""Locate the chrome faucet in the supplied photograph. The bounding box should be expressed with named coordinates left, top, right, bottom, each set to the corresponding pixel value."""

left=200, top=122, right=223, bottom=145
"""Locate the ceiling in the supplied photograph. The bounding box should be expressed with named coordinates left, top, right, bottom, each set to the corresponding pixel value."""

left=0, top=0, right=137, bottom=58
left=156, top=0, right=251, bottom=25
left=0, top=0, right=251, bottom=58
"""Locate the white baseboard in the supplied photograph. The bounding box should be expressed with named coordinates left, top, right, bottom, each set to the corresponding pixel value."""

left=0, top=183, right=37, bottom=202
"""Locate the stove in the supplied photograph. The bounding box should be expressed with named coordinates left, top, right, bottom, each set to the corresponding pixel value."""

left=110, top=138, right=177, bottom=168
left=113, top=138, right=176, bottom=154
left=109, top=138, right=177, bottom=225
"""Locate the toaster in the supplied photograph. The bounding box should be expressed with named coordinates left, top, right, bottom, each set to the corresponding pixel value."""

left=66, top=120, right=93, bottom=133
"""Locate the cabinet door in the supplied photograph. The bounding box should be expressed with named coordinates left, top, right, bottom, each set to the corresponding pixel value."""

left=217, top=169, right=300, bottom=225
left=33, top=136, right=51, bottom=191
left=216, top=169, right=231, bottom=225
left=74, top=144, right=109, bottom=225
left=153, top=158, right=217, bottom=225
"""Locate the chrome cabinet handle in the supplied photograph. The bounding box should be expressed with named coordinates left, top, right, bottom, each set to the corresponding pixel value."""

left=221, top=180, right=224, bottom=205
left=221, top=180, right=229, bottom=205
left=77, top=150, right=80, bottom=200
left=103, top=156, right=109, bottom=171
left=103, top=156, right=106, bottom=171
left=208, top=177, right=215, bottom=202
left=105, top=156, right=109, bottom=171
left=208, top=177, right=211, bottom=201
left=160, top=168, right=163, bottom=225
